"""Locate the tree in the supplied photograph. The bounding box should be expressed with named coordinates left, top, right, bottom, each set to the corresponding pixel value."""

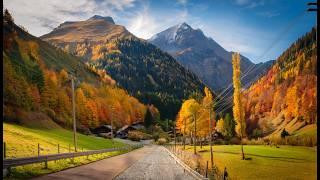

left=201, top=87, right=215, bottom=167
left=4, top=9, right=14, bottom=24
left=224, top=113, right=235, bottom=138
left=144, top=107, right=154, bottom=129
left=216, top=118, right=227, bottom=136
left=188, top=99, right=201, bottom=154
left=281, top=128, right=289, bottom=138
left=232, top=52, right=246, bottom=160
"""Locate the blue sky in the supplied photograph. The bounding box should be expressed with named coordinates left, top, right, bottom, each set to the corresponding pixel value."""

left=4, top=0, right=316, bottom=63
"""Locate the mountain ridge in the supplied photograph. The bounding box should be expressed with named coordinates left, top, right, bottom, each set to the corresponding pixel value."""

left=41, top=16, right=207, bottom=120
left=148, top=22, right=274, bottom=91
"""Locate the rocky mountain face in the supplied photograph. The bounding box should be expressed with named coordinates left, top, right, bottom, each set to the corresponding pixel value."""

left=41, top=16, right=206, bottom=120
left=148, top=23, right=274, bottom=91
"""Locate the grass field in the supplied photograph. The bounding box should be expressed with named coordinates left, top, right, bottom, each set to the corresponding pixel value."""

left=182, top=145, right=317, bottom=180
left=3, top=123, right=129, bottom=179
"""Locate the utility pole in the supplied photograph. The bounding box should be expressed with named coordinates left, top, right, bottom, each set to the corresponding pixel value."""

left=71, top=76, right=77, bottom=152
left=174, top=121, right=176, bottom=152
left=307, top=2, right=318, bottom=46
left=209, top=105, right=214, bottom=169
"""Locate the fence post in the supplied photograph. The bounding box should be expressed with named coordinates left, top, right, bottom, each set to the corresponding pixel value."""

left=38, top=143, right=40, bottom=156
left=69, top=144, right=71, bottom=153
left=45, top=157, right=48, bottom=169
left=58, top=144, right=60, bottom=154
left=206, top=161, right=208, bottom=178
left=3, top=142, right=6, bottom=159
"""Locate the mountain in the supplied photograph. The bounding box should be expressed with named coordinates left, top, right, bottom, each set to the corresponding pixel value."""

left=41, top=16, right=206, bottom=120
left=148, top=23, right=274, bottom=91
left=3, top=11, right=147, bottom=130
left=243, top=27, right=317, bottom=138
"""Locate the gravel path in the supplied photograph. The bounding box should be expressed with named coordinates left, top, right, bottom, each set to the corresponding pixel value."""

left=115, top=145, right=196, bottom=180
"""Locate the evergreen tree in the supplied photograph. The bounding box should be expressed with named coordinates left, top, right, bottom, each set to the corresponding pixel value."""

left=144, top=108, right=154, bottom=128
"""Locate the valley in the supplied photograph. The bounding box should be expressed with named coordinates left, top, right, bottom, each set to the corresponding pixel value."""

left=2, top=1, right=317, bottom=179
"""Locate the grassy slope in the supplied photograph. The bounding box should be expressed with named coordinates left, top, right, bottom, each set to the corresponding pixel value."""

left=3, top=123, right=128, bottom=179
left=3, top=123, right=124, bottom=158
left=184, top=145, right=316, bottom=180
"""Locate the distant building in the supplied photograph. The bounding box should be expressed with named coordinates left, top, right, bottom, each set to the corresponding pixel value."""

left=115, top=122, right=145, bottom=139
left=91, top=125, right=113, bottom=134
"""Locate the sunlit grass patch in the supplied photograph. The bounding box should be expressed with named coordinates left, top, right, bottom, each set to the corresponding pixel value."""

left=3, top=123, right=131, bottom=179
left=182, top=145, right=316, bottom=180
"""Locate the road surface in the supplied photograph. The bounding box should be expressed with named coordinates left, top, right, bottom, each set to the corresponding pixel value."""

left=115, top=146, right=195, bottom=180
left=33, top=145, right=196, bottom=180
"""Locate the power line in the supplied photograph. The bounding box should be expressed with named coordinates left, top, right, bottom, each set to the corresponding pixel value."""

left=212, top=10, right=307, bottom=109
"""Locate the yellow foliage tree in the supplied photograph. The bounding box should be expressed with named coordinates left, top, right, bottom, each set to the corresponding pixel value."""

left=232, top=52, right=246, bottom=160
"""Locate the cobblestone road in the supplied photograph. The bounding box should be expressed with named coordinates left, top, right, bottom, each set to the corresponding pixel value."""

left=115, top=145, right=196, bottom=180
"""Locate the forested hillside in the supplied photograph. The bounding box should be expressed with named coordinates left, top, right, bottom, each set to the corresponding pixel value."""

left=41, top=16, right=206, bottom=120
left=243, top=27, right=317, bottom=137
left=3, top=11, right=147, bottom=131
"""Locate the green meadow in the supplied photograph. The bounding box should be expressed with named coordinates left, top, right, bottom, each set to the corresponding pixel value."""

left=3, top=123, right=128, bottom=179
left=183, top=145, right=317, bottom=180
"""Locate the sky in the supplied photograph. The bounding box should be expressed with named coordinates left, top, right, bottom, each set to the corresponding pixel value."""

left=3, top=0, right=316, bottom=63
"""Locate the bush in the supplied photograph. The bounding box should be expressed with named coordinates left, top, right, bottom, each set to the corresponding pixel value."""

left=214, top=139, right=225, bottom=145
left=268, top=135, right=317, bottom=147
left=152, top=133, right=160, bottom=141
left=157, top=138, right=167, bottom=145
left=128, top=130, right=152, bottom=141
left=229, top=137, right=241, bottom=145
left=281, top=129, right=289, bottom=138
left=42, top=108, right=56, bottom=121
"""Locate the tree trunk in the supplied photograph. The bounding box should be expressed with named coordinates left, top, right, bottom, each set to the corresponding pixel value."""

left=183, top=119, right=186, bottom=150
left=194, top=114, right=197, bottom=155
left=200, top=138, right=202, bottom=149
left=241, top=137, right=245, bottom=160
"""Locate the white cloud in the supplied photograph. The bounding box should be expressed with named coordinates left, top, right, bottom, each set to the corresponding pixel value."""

left=257, top=11, right=280, bottom=18
left=177, top=0, right=188, bottom=6
left=127, top=4, right=189, bottom=39
left=233, top=0, right=265, bottom=9
left=3, top=0, right=136, bottom=36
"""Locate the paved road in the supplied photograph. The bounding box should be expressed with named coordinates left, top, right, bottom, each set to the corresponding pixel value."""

left=115, top=146, right=195, bottom=180
left=33, top=146, right=152, bottom=180
left=33, top=145, right=195, bottom=180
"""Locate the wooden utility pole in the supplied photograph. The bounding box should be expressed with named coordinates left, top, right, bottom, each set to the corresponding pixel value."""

left=209, top=107, right=214, bottom=169
left=193, top=113, right=197, bottom=155
left=174, top=121, right=176, bottom=153
left=71, top=76, right=77, bottom=152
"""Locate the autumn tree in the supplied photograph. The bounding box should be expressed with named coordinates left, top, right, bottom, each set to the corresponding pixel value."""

left=216, top=117, right=227, bottom=136
left=224, top=113, right=235, bottom=138
left=232, top=52, right=246, bottom=160
left=201, top=87, right=215, bottom=167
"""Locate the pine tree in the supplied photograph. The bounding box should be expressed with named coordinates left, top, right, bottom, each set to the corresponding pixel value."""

left=144, top=107, right=153, bottom=129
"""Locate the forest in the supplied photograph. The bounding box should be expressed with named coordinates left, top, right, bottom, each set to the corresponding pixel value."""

left=3, top=12, right=148, bottom=131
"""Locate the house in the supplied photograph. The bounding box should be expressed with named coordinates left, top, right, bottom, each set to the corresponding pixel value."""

left=91, top=125, right=113, bottom=134
left=115, top=122, right=145, bottom=139
left=131, top=122, right=144, bottom=130
left=115, top=125, right=136, bottom=139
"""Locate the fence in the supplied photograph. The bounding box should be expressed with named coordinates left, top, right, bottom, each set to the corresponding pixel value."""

left=165, top=144, right=226, bottom=180
left=3, top=144, right=142, bottom=169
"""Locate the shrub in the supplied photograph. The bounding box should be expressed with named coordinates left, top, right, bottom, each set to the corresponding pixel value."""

left=281, top=129, right=290, bottom=138
left=157, top=138, right=167, bottom=145
left=229, top=137, right=241, bottom=145
left=128, top=130, right=152, bottom=141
